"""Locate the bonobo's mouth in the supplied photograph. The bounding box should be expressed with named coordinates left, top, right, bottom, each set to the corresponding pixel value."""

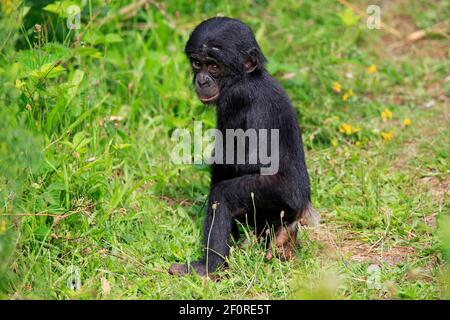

left=199, top=92, right=219, bottom=103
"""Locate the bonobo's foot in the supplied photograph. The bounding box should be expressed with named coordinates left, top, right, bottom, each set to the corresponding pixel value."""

left=266, top=225, right=297, bottom=261
left=168, top=261, right=207, bottom=276
left=266, top=238, right=296, bottom=261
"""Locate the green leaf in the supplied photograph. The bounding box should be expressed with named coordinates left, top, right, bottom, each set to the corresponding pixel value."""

left=47, top=182, right=67, bottom=192
left=104, top=33, right=123, bottom=44
left=72, top=131, right=91, bottom=153
left=43, top=1, right=70, bottom=17
left=83, top=32, right=123, bottom=45
left=113, top=143, right=132, bottom=150
left=83, top=31, right=123, bottom=45
left=16, top=43, right=71, bottom=79
left=73, top=131, right=86, bottom=147
left=73, top=47, right=102, bottom=59
left=60, top=140, right=75, bottom=149
left=67, top=69, right=85, bottom=101
left=21, top=6, right=31, bottom=18
left=338, top=8, right=360, bottom=27
left=30, top=63, right=66, bottom=79
left=43, top=1, right=80, bottom=17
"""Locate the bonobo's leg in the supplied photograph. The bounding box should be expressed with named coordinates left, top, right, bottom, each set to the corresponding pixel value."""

left=168, top=196, right=232, bottom=276
left=266, top=202, right=320, bottom=261
left=266, top=222, right=298, bottom=261
left=202, top=195, right=234, bottom=274
left=169, top=174, right=285, bottom=276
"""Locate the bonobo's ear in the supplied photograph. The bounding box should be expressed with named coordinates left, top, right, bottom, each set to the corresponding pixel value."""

left=243, top=47, right=260, bottom=73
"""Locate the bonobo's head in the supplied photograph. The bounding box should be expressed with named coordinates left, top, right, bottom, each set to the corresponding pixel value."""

left=185, top=17, right=266, bottom=104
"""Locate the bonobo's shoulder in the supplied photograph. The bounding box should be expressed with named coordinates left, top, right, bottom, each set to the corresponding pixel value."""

left=253, top=72, right=292, bottom=106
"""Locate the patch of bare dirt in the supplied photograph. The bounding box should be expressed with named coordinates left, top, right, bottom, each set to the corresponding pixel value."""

left=417, top=175, right=448, bottom=231
left=419, top=174, right=450, bottom=203
left=374, top=0, right=450, bottom=60
left=394, top=139, right=419, bottom=169
left=423, top=212, right=438, bottom=229
left=308, top=226, right=416, bottom=266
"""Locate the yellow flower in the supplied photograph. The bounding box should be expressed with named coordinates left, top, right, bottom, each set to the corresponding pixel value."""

left=332, top=82, right=342, bottom=93
left=381, top=130, right=394, bottom=142
left=367, top=64, right=377, bottom=74
left=403, top=118, right=412, bottom=126
left=381, top=108, right=393, bottom=121
left=342, top=89, right=353, bottom=101
left=339, top=123, right=360, bottom=135
left=339, top=123, right=352, bottom=135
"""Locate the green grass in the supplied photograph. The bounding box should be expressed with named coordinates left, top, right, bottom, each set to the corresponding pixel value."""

left=0, top=0, right=449, bottom=299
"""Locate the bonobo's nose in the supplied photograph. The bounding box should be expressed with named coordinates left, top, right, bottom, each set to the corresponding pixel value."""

left=196, top=73, right=212, bottom=87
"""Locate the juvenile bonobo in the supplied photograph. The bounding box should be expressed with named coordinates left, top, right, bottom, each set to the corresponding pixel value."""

left=169, top=17, right=319, bottom=276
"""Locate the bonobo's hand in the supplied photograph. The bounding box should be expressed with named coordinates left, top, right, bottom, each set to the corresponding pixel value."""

left=168, top=261, right=207, bottom=276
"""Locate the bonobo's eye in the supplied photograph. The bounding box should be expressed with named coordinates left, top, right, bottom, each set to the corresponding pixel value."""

left=192, top=59, right=201, bottom=70
left=208, top=63, right=220, bottom=78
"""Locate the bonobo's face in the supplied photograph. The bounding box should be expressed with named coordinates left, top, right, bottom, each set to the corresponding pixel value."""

left=189, top=53, right=222, bottom=104
left=185, top=17, right=266, bottom=105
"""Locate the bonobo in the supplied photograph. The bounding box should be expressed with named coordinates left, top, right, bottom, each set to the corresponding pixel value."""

left=169, top=17, right=319, bottom=276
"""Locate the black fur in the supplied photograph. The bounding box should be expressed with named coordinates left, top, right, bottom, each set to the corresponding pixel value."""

left=170, top=17, right=313, bottom=276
